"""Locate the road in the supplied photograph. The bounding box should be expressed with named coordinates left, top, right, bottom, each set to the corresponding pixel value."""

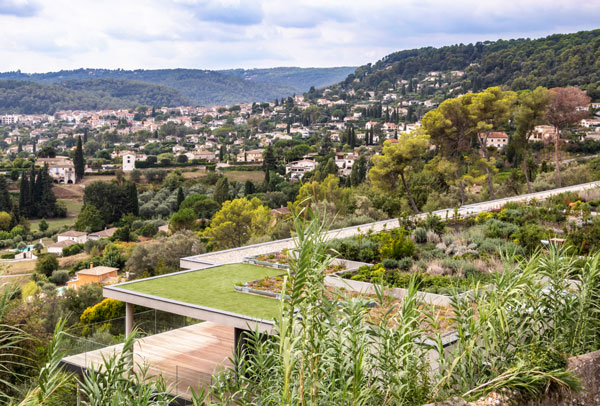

left=180, top=180, right=600, bottom=268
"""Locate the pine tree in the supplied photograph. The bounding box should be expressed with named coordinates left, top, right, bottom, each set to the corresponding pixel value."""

left=74, top=136, right=85, bottom=182
left=176, top=187, right=185, bottom=211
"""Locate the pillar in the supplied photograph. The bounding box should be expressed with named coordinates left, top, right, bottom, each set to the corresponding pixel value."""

left=125, top=302, right=134, bottom=338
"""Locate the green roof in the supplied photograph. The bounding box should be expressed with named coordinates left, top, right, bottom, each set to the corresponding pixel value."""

left=119, top=263, right=283, bottom=320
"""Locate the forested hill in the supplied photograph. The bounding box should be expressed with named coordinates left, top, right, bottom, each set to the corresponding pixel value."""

left=336, top=29, right=600, bottom=99
left=0, top=66, right=355, bottom=113
left=0, top=79, right=192, bottom=114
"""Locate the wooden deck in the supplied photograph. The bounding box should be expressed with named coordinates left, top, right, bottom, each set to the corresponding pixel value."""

left=62, top=322, right=234, bottom=400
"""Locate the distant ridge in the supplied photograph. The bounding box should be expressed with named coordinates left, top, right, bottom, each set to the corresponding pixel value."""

left=0, top=66, right=356, bottom=113
left=332, top=29, right=600, bottom=99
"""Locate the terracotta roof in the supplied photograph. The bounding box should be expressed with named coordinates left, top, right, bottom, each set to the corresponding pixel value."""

left=487, top=131, right=508, bottom=138
left=58, top=230, right=87, bottom=237
left=48, top=240, right=78, bottom=248
left=88, top=227, right=118, bottom=238
left=77, top=266, right=119, bottom=276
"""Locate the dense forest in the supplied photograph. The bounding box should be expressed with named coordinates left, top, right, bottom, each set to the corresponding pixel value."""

left=339, top=29, right=600, bottom=99
left=0, top=79, right=191, bottom=114
left=0, top=66, right=355, bottom=111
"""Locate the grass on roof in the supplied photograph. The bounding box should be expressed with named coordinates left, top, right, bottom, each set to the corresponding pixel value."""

left=120, top=263, right=284, bottom=320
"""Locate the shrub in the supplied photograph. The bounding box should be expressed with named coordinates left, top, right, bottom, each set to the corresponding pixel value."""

left=1, top=252, right=15, bottom=259
left=412, top=227, right=427, bottom=244
left=50, top=270, right=70, bottom=285
left=382, top=258, right=399, bottom=269
left=35, top=254, right=59, bottom=277
left=515, top=224, right=547, bottom=254
left=423, top=214, right=445, bottom=235
left=484, top=219, right=519, bottom=239
left=139, top=222, right=158, bottom=238
left=38, top=219, right=49, bottom=232
left=397, top=257, right=413, bottom=271
left=62, top=243, right=84, bottom=257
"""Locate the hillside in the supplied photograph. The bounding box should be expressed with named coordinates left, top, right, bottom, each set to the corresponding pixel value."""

left=0, top=66, right=355, bottom=111
left=0, top=79, right=192, bottom=114
left=336, top=29, right=600, bottom=99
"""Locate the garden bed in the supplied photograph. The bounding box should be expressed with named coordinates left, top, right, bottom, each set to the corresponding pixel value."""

left=237, top=258, right=368, bottom=298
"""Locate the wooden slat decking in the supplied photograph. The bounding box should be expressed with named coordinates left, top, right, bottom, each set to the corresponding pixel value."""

left=62, top=322, right=234, bottom=400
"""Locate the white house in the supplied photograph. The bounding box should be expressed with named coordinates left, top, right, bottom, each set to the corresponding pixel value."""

left=122, top=153, right=136, bottom=172
left=57, top=230, right=88, bottom=244
left=37, top=157, right=76, bottom=184
left=47, top=240, right=78, bottom=256
left=486, top=132, right=509, bottom=148
left=285, top=159, right=317, bottom=180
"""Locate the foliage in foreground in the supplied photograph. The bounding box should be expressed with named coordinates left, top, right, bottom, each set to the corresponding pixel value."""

left=3, top=214, right=600, bottom=405
left=196, top=216, right=598, bottom=405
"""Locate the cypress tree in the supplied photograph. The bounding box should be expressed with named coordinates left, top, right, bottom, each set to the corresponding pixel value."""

left=38, top=165, right=57, bottom=218
left=0, top=176, right=12, bottom=213
left=176, top=186, right=184, bottom=211
left=244, top=180, right=255, bottom=196
left=74, top=136, right=85, bottom=182
left=127, top=182, right=139, bottom=216
left=19, top=173, right=30, bottom=218
left=213, top=177, right=230, bottom=204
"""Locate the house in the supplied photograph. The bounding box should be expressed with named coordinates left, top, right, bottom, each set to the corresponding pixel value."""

left=236, top=149, right=264, bottom=163
left=532, top=125, right=557, bottom=142
left=485, top=132, right=509, bottom=148
left=285, top=159, right=317, bottom=180
left=365, top=121, right=378, bottom=130
left=67, top=265, right=119, bottom=290
left=270, top=206, right=291, bottom=225
left=47, top=240, right=78, bottom=256
left=194, top=149, right=217, bottom=162
left=57, top=230, right=88, bottom=244
left=37, top=157, right=76, bottom=184
left=88, top=227, right=118, bottom=241
left=122, top=152, right=136, bottom=172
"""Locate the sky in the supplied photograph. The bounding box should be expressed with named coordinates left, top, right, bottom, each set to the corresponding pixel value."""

left=0, top=0, right=599, bottom=73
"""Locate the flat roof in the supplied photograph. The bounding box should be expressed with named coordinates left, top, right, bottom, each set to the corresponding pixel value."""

left=104, top=263, right=283, bottom=330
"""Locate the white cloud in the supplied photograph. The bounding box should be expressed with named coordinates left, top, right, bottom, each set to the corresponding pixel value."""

left=0, top=0, right=598, bottom=72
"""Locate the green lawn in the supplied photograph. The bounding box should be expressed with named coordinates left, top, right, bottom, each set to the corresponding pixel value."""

left=30, top=217, right=76, bottom=232
left=30, top=199, right=82, bottom=231
left=121, top=264, right=283, bottom=320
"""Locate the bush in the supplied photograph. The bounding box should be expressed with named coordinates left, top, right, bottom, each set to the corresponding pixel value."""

left=35, top=254, right=59, bottom=277
left=515, top=224, right=547, bottom=254
left=139, top=222, right=158, bottom=238
left=484, top=219, right=519, bottom=239
left=382, top=258, right=399, bottom=269
left=412, top=227, right=427, bottom=244
left=38, top=219, right=49, bottom=232
left=62, top=243, right=84, bottom=257
left=50, top=270, right=70, bottom=285
left=423, top=214, right=445, bottom=235
left=1, top=252, right=15, bottom=259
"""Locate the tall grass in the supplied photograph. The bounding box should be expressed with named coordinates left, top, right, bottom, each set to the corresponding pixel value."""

left=197, top=219, right=600, bottom=405
left=3, top=215, right=600, bottom=405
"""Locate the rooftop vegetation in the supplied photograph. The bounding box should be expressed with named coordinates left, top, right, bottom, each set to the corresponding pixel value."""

left=120, top=263, right=283, bottom=320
